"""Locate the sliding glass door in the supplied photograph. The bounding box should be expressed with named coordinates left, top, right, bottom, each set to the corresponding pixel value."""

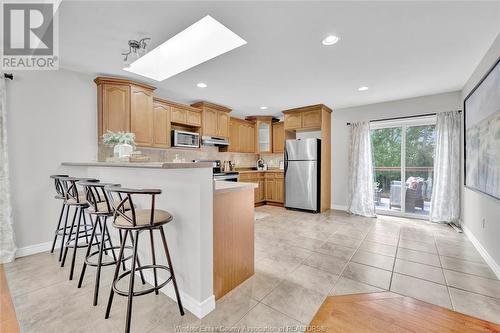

left=371, top=116, right=436, bottom=219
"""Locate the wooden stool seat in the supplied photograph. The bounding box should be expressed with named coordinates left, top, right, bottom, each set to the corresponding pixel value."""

left=114, top=209, right=172, bottom=228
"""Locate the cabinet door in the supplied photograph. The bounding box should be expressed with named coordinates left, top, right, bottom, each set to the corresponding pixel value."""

left=203, top=108, right=219, bottom=136
left=228, top=119, right=240, bottom=152
left=130, top=85, right=153, bottom=146
left=275, top=178, right=284, bottom=203
left=272, top=122, right=285, bottom=153
left=239, top=123, right=250, bottom=153
left=102, top=84, right=130, bottom=134
left=302, top=109, right=322, bottom=129
left=284, top=112, right=302, bottom=130
left=187, top=110, right=202, bottom=127
left=152, top=102, right=170, bottom=148
left=256, top=120, right=272, bottom=153
left=259, top=178, right=265, bottom=202
left=265, top=178, right=275, bottom=201
left=248, top=124, right=255, bottom=153
left=218, top=112, right=230, bottom=138
left=171, top=106, right=187, bottom=124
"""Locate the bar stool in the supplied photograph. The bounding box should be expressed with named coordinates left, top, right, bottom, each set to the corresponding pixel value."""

left=49, top=175, right=70, bottom=260
left=60, top=177, right=99, bottom=280
left=104, top=186, right=184, bottom=333
left=77, top=181, right=146, bottom=306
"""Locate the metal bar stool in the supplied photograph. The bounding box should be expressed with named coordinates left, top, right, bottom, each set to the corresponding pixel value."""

left=49, top=175, right=70, bottom=260
left=104, top=185, right=184, bottom=333
left=59, top=177, right=99, bottom=280
left=77, top=181, right=146, bottom=306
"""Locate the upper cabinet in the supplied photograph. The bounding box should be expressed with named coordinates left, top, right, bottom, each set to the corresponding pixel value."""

left=95, top=77, right=156, bottom=146
left=152, top=97, right=171, bottom=149
left=130, top=85, right=154, bottom=146
left=191, top=101, right=231, bottom=138
left=227, top=117, right=255, bottom=153
left=169, top=102, right=202, bottom=127
left=283, top=104, right=327, bottom=131
left=272, top=122, right=285, bottom=153
left=247, top=116, right=273, bottom=154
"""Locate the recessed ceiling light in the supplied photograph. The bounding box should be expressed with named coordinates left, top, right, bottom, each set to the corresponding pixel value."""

left=358, top=86, right=369, bottom=91
left=124, top=15, right=247, bottom=81
left=197, top=82, right=207, bottom=88
left=322, top=35, right=339, bottom=46
left=260, top=106, right=268, bottom=110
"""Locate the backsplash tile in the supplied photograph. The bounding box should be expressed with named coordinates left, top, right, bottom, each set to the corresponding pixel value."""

left=98, top=144, right=284, bottom=169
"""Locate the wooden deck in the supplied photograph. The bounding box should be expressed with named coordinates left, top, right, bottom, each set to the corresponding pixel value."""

left=309, top=292, right=500, bottom=333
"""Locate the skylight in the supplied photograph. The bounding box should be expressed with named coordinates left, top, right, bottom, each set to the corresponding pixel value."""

left=124, top=15, right=247, bottom=81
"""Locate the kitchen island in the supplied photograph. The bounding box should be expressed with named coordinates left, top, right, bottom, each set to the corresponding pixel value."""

left=60, top=161, right=256, bottom=318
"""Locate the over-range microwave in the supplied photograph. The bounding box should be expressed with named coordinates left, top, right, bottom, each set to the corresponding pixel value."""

left=172, top=130, right=199, bottom=148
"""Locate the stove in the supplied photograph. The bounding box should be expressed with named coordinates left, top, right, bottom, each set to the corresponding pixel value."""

left=193, top=160, right=240, bottom=182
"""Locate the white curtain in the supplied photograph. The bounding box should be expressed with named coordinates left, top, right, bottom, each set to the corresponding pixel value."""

left=430, top=111, right=461, bottom=223
left=0, top=77, right=16, bottom=263
left=347, top=122, right=376, bottom=217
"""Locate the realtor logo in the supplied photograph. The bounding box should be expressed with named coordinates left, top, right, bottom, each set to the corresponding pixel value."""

left=1, top=1, right=59, bottom=70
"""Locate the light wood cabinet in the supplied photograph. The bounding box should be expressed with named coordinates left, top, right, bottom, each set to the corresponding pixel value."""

left=95, top=77, right=156, bottom=146
left=218, top=112, right=230, bottom=138
left=264, top=172, right=284, bottom=203
left=130, top=85, right=154, bottom=146
left=171, top=106, right=187, bottom=124
left=245, top=116, right=273, bottom=153
left=187, top=109, right=202, bottom=127
left=152, top=98, right=171, bottom=148
left=284, top=112, right=302, bottom=130
left=191, top=101, right=231, bottom=139
left=272, top=122, right=285, bottom=153
left=283, top=105, right=324, bottom=131
left=302, top=109, right=322, bottom=129
left=229, top=118, right=255, bottom=153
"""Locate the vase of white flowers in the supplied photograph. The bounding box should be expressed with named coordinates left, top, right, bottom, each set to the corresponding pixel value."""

left=102, top=131, right=136, bottom=158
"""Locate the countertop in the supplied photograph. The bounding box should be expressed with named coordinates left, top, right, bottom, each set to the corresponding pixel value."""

left=237, top=169, right=284, bottom=174
left=214, top=181, right=258, bottom=194
left=61, top=161, right=213, bottom=169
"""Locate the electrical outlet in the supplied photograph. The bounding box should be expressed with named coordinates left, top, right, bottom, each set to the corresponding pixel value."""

left=482, top=217, right=486, bottom=229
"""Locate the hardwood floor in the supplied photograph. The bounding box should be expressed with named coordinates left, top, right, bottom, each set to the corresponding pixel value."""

left=309, top=292, right=500, bottom=333
left=0, top=264, right=20, bottom=333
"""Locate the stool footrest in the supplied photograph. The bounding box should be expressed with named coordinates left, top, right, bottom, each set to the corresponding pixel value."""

left=112, top=265, right=172, bottom=297
left=85, top=245, right=134, bottom=267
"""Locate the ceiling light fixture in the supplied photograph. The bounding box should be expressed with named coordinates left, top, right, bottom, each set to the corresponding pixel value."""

left=322, top=35, right=339, bottom=46
left=260, top=106, right=268, bottom=110
left=124, top=15, right=247, bottom=81
left=122, top=38, right=150, bottom=68
left=197, top=82, right=207, bottom=88
left=358, top=86, right=369, bottom=91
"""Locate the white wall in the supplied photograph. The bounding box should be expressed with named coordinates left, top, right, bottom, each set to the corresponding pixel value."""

left=461, top=34, right=500, bottom=272
left=6, top=69, right=96, bottom=250
left=331, top=91, right=461, bottom=209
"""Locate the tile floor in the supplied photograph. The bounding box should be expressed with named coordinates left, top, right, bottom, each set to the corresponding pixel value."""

left=4, top=206, right=500, bottom=332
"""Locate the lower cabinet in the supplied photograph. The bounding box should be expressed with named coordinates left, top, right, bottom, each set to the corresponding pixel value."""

left=240, top=172, right=283, bottom=206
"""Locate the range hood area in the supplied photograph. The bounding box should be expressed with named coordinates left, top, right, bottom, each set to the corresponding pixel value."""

left=202, top=136, right=230, bottom=147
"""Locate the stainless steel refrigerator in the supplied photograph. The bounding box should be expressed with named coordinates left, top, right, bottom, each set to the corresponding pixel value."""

left=284, top=138, right=321, bottom=212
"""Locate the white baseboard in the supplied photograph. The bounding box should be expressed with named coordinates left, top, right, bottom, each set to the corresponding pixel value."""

left=139, top=268, right=215, bottom=319
left=15, top=241, right=52, bottom=258
left=462, top=225, right=500, bottom=279
left=331, top=204, right=348, bottom=211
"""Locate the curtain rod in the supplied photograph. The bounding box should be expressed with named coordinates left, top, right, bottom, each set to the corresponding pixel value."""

left=346, top=111, right=462, bottom=126
left=4, top=73, right=13, bottom=80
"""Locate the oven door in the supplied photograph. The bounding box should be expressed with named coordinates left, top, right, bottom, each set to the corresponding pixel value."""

left=173, top=130, right=199, bottom=148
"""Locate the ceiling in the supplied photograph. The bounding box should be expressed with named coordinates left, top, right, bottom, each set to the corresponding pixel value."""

left=58, top=1, right=500, bottom=117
